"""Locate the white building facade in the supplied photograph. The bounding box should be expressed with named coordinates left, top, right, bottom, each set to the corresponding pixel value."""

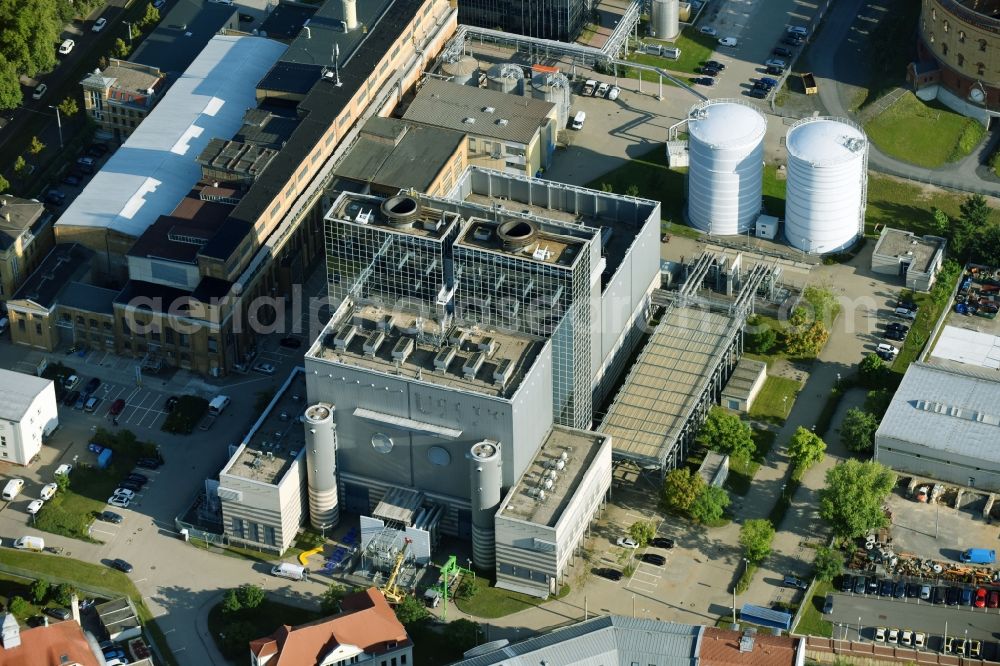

left=0, top=369, right=58, bottom=465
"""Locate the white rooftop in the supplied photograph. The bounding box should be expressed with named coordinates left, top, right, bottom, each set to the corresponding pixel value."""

left=877, top=362, right=1000, bottom=464
left=932, top=325, right=1000, bottom=370
left=0, top=369, right=52, bottom=422
left=688, top=101, right=767, bottom=149
left=56, top=35, right=286, bottom=238
left=786, top=117, right=867, bottom=166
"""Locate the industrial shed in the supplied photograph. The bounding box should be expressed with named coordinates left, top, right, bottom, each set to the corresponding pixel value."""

left=871, top=228, right=946, bottom=292
left=720, top=358, right=767, bottom=413
left=875, top=362, right=1000, bottom=491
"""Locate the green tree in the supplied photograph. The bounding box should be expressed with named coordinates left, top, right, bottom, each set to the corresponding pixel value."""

left=0, top=59, right=22, bottom=110
left=787, top=427, right=826, bottom=477
left=319, top=583, right=347, bottom=615
left=600, top=183, right=614, bottom=193
left=141, top=3, right=160, bottom=28
left=696, top=408, right=755, bottom=461
left=221, top=588, right=242, bottom=614
left=628, top=520, right=656, bottom=546
left=220, top=619, right=257, bottom=656
left=858, top=353, right=886, bottom=387
left=661, top=467, right=704, bottom=514
left=13, top=156, right=28, bottom=178
left=840, top=408, right=879, bottom=453
left=448, top=618, right=484, bottom=653
left=0, top=0, right=59, bottom=79
left=782, top=307, right=829, bottom=357
left=739, top=518, right=775, bottom=563
left=30, top=579, right=49, bottom=603
left=113, top=38, right=129, bottom=59
left=57, top=96, right=79, bottom=117
left=818, top=459, right=897, bottom=539
left=393, top=594, right=429, bottom=625
left=931, top=207, right=950, bottom=237
left=235, top=584, right=264, bottom=610
left=802, top=285, right=841, bottom=325
left=689, top=485, right=729, bottom=525
left=625, top=183, right=640, bottom=197
left=53, top=583, right=76, bottom=606
left=960, top=193, right=991, bottom=229
left=865, top=388, right=893, bottom=419
left=456, top=576, right=477, bottom=601
left=29, top=136, right=44, bottom=155
left=8, top=597, right=30, bottom=617
left=813, top=546, right=844, bottom=582
left=0, top=174, right=9, bottom=194
left=952, top=194, right=991, bottom=259
left=744, top=315, right=777, bottom=354
left=55, top=473, right=69, bottom=492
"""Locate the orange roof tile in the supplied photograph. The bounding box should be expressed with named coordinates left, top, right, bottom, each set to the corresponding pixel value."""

left=699, top=627, right=800, bottom=666
left=0, top=620, right=101, bottom=666
left=251, top=588, right=411, bottom=666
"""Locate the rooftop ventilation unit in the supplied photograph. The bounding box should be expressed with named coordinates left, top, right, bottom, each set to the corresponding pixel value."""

left=391, top=337, right=414, bottom=363
left=463, top=351, right=485, bottom=379
left=363, top=330, right=385, bottom=357
left=493, top=357, right=514, bottom=387
left=496, top=118, right=509, bottom=126
left=378, top=314, right=395, bottom=333
left=478, top=337, right=496, bottom=356
left=482, top=106, right=495, bottom=113
left=381, top=194, right=421, bottom=228
left=434, top=346, right=456, bottom=371
left=463, top=117, right=476, bottom=124
left=333, top=324, right=356, bottom=350
left=473, top=225, right=492, bottom=241
left=449, top=329, right=468, bottom=346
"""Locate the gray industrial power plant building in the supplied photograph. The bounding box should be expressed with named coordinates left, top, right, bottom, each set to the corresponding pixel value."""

left=293, top=168, right=658, bottom=596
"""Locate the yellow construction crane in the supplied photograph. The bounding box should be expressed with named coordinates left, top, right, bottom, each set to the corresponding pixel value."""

left=380, top=537, right=412, bottom=604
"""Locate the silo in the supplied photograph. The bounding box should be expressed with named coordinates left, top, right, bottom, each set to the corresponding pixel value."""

left=784, top=117, right=868, bottom=254
left=531, top=72, right=571, bottom=128
left=486, top=63, right=525, bottom=95
left=469, top=440, right=502, bottom=570
left=441, top=55, right=479, bottom=87
left=687, top=100, right=767, bottom=235
left=650, top=0, right=680, bottom=39
left=302, top=403, right=339, bottom=530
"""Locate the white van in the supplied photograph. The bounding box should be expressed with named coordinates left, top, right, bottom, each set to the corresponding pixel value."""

left=271, top=562, right=308, bottom=581
left=208, top=395, right=231, bottom=415
left=2, top=479, right=24, bottom=501
left=571, top=111, right=586, bottom=130
left=13, top=536, right=44, bottom=551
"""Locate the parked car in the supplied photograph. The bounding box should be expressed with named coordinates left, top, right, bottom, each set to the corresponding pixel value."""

left=102, top=648, right=126, bottom=661
left=900, top=629, right=913, bottom=647
left=906, top=582, right=921, bottom=598
left=970, top=639, right=982, bottom=657
left=879, top=579, right=894, bottom=596
left=107, top=495, right=130, bottom=508
left=99, top=510, right=123, bottom=524
left=86, top=143, right=109, bottom=157
left=893, top=580, right=907, bottom=598
left=136, top=457, right=161, bottom=470
left=699, top=26, right=718, bottom=36
left=887, top=322, right=909, bottom=333
left=58, top=39, right=75, bottom=55
left=839, top=575, right=853, bottom=593
left=781, top=36, right=801, bottom=46
left=718, top=37, right=738, bottom=47
left=44, top=190, right=66, bottom=206
left=253, top=362, right=276, bottom=375
left=45, top=607, right=71, bottom=621
left=894, top=306, right=917, bottom=319
left=946, top=586, right=961, bottom=605
left=109, top=559, right=133, bottom=573
left=616, top=537, right=639, bottom=549
left=63, top=390, right=80, bottom=407
left=955, top=638, right=967, bottom=655
left=693, top=77, right=715, bottom=86
left=84, top=396, right=101, bottom=413
left=112, top=488, right=135, bottom=500
left=32, top=84, right=48, bottom=100
left=932, top=586, right=947, bottom=604
left=74, top=394, right=86, bottom=410
left=125, top=473, right=148, bottom=485
left=866, top=577, right=879, bottom=594
left=279, top=336, right=302, bottom=349
left=61, top=174, right=81, bottom=187
left=759, top=77, right=779, bottom=88
left=773, top=46, right=793, bottom=58
left=988, top=589, right=999, bottom=608
left=746, top=88, right=767, bottom=99
left=919, top=584, right=932, bottom=600
left=704, top=60, right=726, bottom=70
left=887, top=628, right=899, bottom=644
left=960, top=587, right=973, bottom=606
left=764, top=58, right=787, bottom=69
left=874, top=626, right=886, bottom=642
left=26, top=500, right=44, bottom=515
left=117, top=481, right=142, bottom=493
left=787, top=25, right=809, bottom=36
left=650, top=537, right=674, bottom=549
left=914, top=632, right=926, bottom=649
left=39, top=483, right=57, bottom=501
left=883, top=328, right=906, bottom=341
left=606, top=85, right=620, bottom=101
left=765, top=65, right=785, bottom=76
left=109, top=399, right=126, bottom=416
left=698, top=65, right=721, bottom=75
left=596, top=82, right=610, bottom=97
left=641, top=553, right=665, bottom=565
left=783, top=575, right=808, bottom=590
left=822, top=594, right=834, bottom=614
left=975, top=587, right=987, bottom=608
left=54, top=464, right=72, bottom=477
left=595, top=567, right=623, bottom=581
left=83, top=377, right=101, bottom=395
left=92, top=17, right=107, bottom=32
left=853, top=576, right=866, bottom=594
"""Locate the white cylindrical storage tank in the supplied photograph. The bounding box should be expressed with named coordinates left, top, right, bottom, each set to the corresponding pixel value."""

left=487, top=63, right=524, bottom=95
left=441, top=55, right=479, bottom=86
left=531, top=72, right=571, bottom=128
left=469, top=440, right=502, bottom=570
left=650, top=0, right=680, bottom=39
left=302, top=403, right=339, bottom=530
left=687, top=100, right=767, bottom=235
left=784, top=117, right=868, bottom=254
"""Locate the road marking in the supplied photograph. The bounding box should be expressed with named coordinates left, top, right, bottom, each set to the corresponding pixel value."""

left=134, top=578, right=147, bottom=583
left=91, top=528, right=116, bottom=536
left=171, top=647, right=187, bottom=653
left=163, top=628, right=175, bottom=634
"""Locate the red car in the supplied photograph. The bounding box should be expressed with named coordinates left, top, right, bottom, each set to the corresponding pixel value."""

left=109, top=399, right=126, bottom=416
left=988, top=589, right=999, bottom=609
left=975, top=587, right=987, bottom=608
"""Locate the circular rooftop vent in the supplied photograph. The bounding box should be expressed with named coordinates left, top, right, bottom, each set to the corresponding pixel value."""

left=496, top=219, right=537, bottom=251
left=381, top=194, right=420, bottom=228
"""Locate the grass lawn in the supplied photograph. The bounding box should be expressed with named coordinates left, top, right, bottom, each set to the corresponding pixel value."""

left=208, top=599, right=322, bottom=663
left=725, top=429, right=776, bottom=496
left=640, top=30, right=719, bottom=74
left=586, top=145, right=693, bottom=229
left=864, top=174, right=1000, bottom=236
left=795, top=579, right=833, bottom=637
left=0, top=550, right=178, bottom=665
left=865, top=93, right=985, bottom=168
left=748, top=376, right=802, bottom=424
left=852, top=0, right=921, bottom=109
left=762, top=165, right=786, bottom=219
left=455, top=575, right=568, bottom=618
left=33, top=489, right=104, bottom=543
left=0, top=572, right=73, bottom=622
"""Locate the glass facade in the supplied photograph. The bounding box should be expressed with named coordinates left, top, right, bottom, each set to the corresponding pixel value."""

left=458, top=0, right=590, bottom=41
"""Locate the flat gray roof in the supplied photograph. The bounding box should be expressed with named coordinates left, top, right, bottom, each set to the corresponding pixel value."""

left=309, top=302, right=545, bottom=399
left=877, top=362, right=1000, bottom=464
left=721, top=358, right=766, bottom=402
left=403, top=79, right=554, bottom=144
left=500, top=426, right=607, bottom=527
left=0, top=369, right=52, bottom=422
left=599, top=306, right=736, bottom=465
left=873, top=227, right=944, bottom=274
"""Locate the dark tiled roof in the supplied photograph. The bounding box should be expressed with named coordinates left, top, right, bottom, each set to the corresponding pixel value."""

left=130, top=0, right=237, bottom=76
left=197, top=217, right=252, bottom=261
left=257, top=2, right=317, bottom=40
left=115, top=279, right=194, bottom=313
left=12, top=244, right=94, bottom=309
left=127, top=194, right=233, bottom=263
left=192, top=276, right=233, bottom=300
left=60, top=282, right=121, bottom=315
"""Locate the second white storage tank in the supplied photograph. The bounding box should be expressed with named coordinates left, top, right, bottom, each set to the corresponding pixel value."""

left=687, top=100, right=767, bottom=235
left=784, top=117, right=868, bottom=254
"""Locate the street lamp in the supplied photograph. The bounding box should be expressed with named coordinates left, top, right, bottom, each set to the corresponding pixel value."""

left=857, top=616, right=862, bottom=641
left=124, top=21, right=133, bottom=46
left=47, top=105, right=63, bottom=149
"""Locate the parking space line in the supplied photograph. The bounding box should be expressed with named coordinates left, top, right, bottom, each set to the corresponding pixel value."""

left=91, top=528, right=116, bottom=536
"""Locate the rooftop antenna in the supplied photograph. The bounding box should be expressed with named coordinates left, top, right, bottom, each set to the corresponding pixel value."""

left=332, top=44, right=342, bottom=87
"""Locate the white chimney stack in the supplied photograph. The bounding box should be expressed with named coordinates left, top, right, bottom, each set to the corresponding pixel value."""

left=342, top=0, right=357, bottom=30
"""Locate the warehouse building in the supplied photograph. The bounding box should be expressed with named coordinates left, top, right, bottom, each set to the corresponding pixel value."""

left=875, top=362, right=1000, bottom=491
left=871, top=227, right=946, bottom=292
